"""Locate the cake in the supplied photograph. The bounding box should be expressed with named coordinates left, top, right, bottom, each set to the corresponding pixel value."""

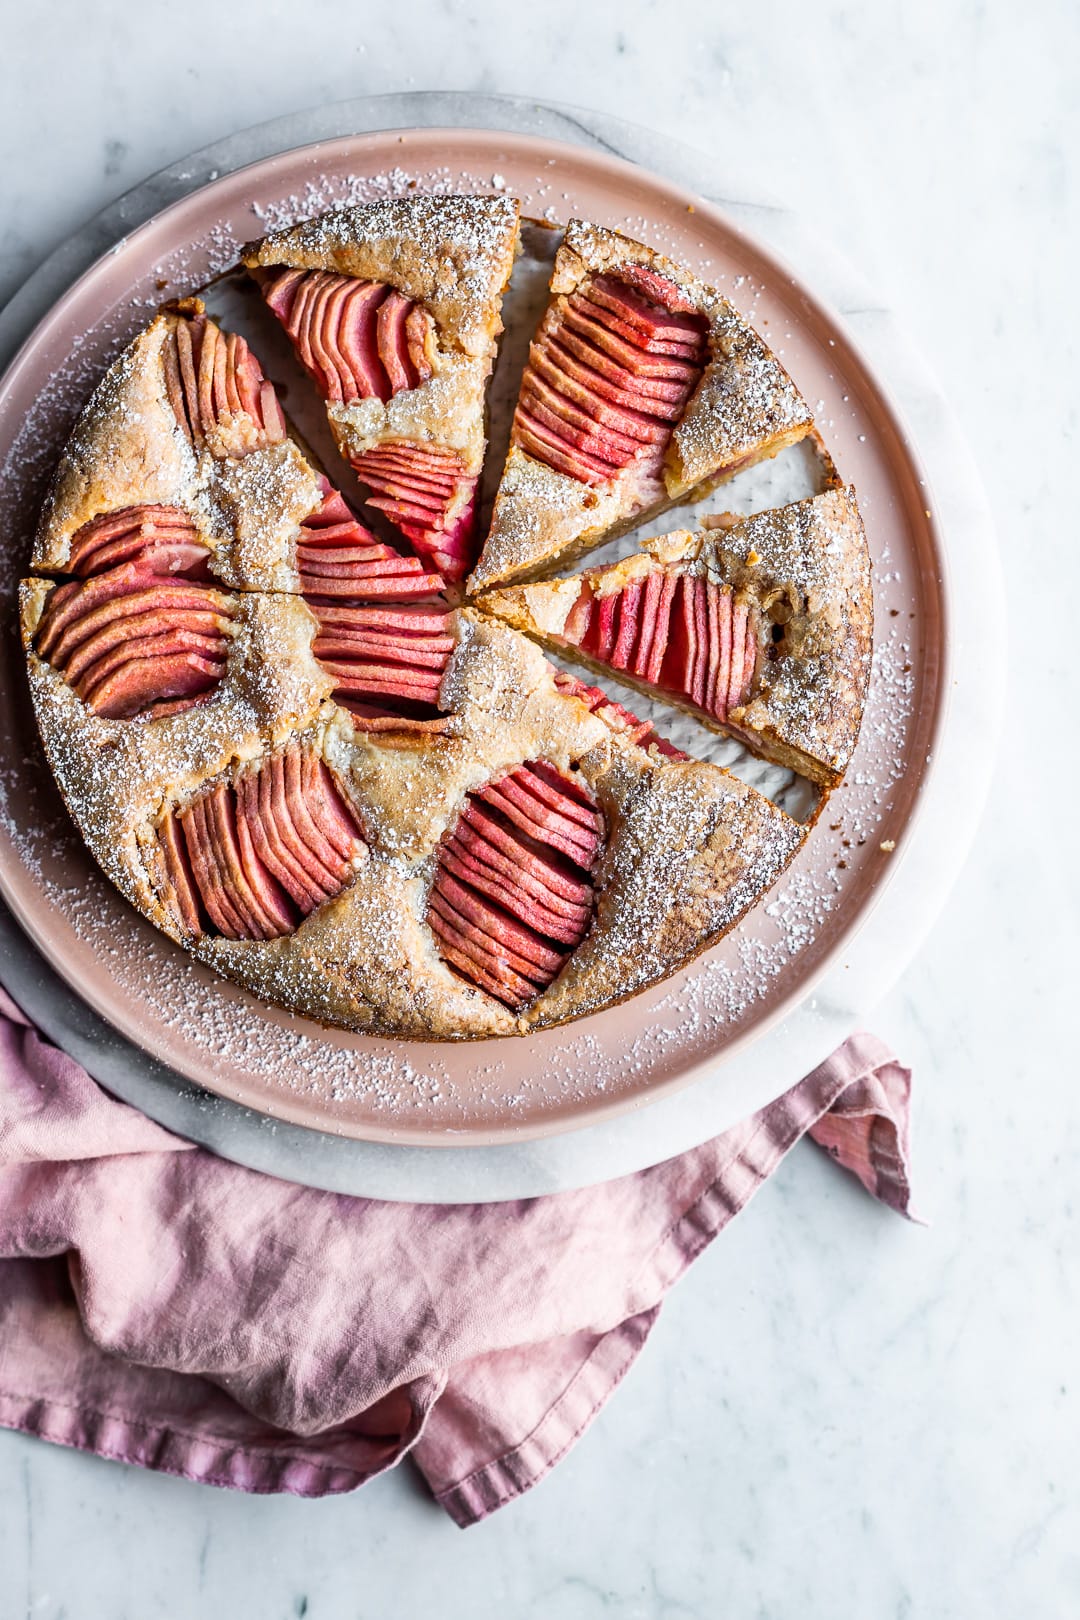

left=476, top=488, right=873, bottom=788
left=21, top=195, right=871, bottom=1040
left=242, top=193, right=520, bottom=583
left=466, top=218, right=814, bottom=594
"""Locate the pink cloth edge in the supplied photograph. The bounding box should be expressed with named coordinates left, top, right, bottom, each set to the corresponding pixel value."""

left=0, top=1013, right=914, bottom=1527
left=0, top=1374, right=444, bottom=1497
left=434, top=1310, right=659, bottom=1524
left=428, top=1032, right=912, bottom=1524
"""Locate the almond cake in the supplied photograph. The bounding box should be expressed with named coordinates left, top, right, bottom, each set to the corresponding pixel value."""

left=21, top=193, right=872, bottom=1039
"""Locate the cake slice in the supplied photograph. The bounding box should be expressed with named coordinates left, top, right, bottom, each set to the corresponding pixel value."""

left=466, top=219, right=814, bottom=594
left=476, top=487, right=872, bottom=788
left=242, top=193, right=521, bottom=583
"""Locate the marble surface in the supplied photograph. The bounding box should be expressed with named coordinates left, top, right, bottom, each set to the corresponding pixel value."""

left=0, top=3, right=1076, bottom=1616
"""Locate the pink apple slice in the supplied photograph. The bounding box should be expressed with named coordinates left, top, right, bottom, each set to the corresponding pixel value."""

left=302, top=753, right=365, bottom=863
left=239, top=769, right=322, bottom=913
left=376, top=291, right=415, bottom=394
left=157, top=811, right=204, bottom=936
left=338, top=280, right=392, bottom=401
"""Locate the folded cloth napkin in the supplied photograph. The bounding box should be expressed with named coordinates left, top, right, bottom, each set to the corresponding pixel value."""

left=0, top=984, right=913, bottom=1527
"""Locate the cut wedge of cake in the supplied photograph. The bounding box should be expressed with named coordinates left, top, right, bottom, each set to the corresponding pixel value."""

left=242, top=193, right=521, bottom=584
left=467, top=219, right=814, bottom=594
left=476, top=487, right=872, bottom=788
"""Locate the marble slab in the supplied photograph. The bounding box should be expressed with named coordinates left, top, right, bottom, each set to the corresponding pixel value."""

left=0, top=19, right=1075, bottom=1616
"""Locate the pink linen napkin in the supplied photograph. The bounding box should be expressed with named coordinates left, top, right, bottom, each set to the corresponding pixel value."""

left=0, top=984, right=913, bottom=1527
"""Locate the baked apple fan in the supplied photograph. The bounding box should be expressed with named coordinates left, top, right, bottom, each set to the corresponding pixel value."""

left=467, top=219, right=815, bottom=593
left=31, top=509, right=234, bottom=720
left=427, top=757, right=603, bottom=1010
left=243, top=192, right=521, bottom=583
left=156, top=742, right=366, bottom=941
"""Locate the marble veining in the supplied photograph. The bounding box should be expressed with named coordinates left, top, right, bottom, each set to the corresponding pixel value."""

left=0, top=4, right=1076, bottom=1616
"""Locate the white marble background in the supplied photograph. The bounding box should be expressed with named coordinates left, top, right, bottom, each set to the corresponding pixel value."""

left=1, top=2, right=1077, bottom=1616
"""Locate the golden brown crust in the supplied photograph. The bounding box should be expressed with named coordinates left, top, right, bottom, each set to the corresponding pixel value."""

left=467, top=219, right=814, bottom=594
left=476, top=488, right=872, bottom=788
left=242, top=194, right=521, bottom=357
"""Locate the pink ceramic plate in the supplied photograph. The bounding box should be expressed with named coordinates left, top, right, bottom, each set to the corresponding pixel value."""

left=0, top=129, right=947, bottom=1146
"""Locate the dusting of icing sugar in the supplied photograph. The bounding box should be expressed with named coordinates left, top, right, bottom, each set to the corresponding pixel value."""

left=0, top=157, right=930, bottom=1126
left=0, top=512, right=920, bottom=1125
left=0, top=329, right=111, bottom=596
left=131, top=166, right=502, bottom=309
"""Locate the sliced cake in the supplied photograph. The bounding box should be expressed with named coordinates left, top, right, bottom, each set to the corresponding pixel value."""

left=24, top=569, right=805, bottom=1036
left=476, top=487, right=872, bottom=788
left=22, top=205, right=857, bottom=1041
left=243, top=193, right=521, bottom=583
left=467, top=218, right=814, bottom=593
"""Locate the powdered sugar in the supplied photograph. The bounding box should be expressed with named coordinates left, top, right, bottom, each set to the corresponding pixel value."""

left=0, top=148, right=936, bottom=1129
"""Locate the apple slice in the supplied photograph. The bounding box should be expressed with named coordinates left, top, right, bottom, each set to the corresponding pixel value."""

left=376, top=291, right=415, bottom=394
left=428, top=759, right=601, bottom=1010
left=229, top=746, right=364, bottom=925
left=308, top=589, right=455, bottom=727
left=508, top=265, right=708, bottom=494
left=436, top=840, right=588, bottom=946
left=551, top=670, right=688, bottom=759
left=39, top=577, right=228, bottom=664
left=165, top=309, right=286, bottom=454
left=158, top=752, right=356, bottom=942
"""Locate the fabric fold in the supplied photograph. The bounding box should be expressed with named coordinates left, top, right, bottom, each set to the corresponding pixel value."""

left=0, top=984, right=913, bottom=1526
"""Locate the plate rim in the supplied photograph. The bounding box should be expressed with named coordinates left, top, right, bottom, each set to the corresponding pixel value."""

left=0, top=110, right=958, bottom=1151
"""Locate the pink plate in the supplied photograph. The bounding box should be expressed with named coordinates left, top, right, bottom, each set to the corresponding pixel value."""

left=0, top=129, right=947, bottom=1146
